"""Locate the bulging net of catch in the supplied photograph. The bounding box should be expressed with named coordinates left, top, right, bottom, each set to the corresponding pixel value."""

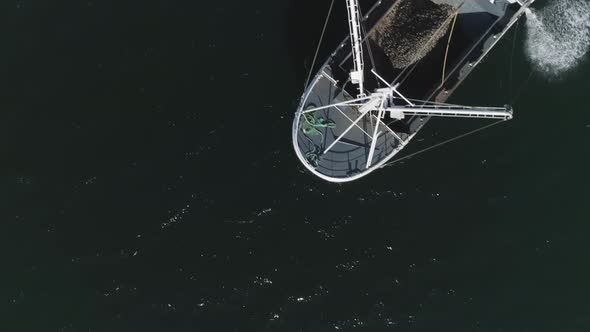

left=370, top=0, right=455, bottom=69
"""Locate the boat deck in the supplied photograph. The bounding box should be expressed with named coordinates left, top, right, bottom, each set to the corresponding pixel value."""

left=295, top=69, right=407, bottom=180
left=434, top=0, right=507, bottom=16
left=293, top=0, right=532, bottom=182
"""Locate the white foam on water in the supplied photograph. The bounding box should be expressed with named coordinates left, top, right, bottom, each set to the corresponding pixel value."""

left=525, top=0, right=590, bottom=77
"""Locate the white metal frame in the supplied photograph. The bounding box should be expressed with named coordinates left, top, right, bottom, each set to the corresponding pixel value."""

left=345, top=0, right=366, bottom=97
left=303, top=81, right=511, bottom=170
left=292, top=0, right=536, bottom=183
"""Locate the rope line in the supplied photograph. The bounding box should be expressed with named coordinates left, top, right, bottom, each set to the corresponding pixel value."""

left=396, top=6, right=462, bottom=86
left=300, top=112, right=336, bottom=141
left=304, top=0, right=336, bottom=90
left=441, top=12, right=459, bottom=85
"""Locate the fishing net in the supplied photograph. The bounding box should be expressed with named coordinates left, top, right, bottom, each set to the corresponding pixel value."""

left=370, top=0, right=455, bottom=68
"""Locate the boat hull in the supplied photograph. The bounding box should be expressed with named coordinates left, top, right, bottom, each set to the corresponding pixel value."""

left=293, top=0, right=534, bottom=183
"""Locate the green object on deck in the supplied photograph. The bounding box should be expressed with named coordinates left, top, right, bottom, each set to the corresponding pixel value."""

left=300, top=112, right=336, bottom=139
left=299, top=110, right=335, bottom=168
left=305, top=145, right=322, bottom=168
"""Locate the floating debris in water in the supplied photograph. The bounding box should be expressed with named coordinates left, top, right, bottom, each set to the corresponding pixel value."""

left=224, top=219, right=254, bottom=224
left=333, top=317, right=367, bottom=329
left=256, top=208, right=272, bottom=217
left=335, top=260, right=360, bottom=272
left=317, top=228, right=336, bottom=240
left=287, top=295, right=313, bottom=303
left=253, top=276, right=273, bottom=286
left=16, top=176, right=33, bottom=185
left=161, top=206, right=189, bottom=229
left=82, top=176, right=97, bottom=185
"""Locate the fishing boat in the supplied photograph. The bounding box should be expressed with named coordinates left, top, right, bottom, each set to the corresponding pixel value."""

left=292, top=0, right=535, bottom=183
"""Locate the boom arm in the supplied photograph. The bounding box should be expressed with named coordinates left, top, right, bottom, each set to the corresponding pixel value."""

left=385, top=105, right=513, bottom=120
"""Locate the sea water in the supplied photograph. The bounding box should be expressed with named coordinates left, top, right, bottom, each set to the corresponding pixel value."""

left=525, top=0, right=590, bottom=77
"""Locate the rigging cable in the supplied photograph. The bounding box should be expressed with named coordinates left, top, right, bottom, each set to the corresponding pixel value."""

left=383, top=55, right=536, bottom=168
left=384, top=12, right=537, bottom=169
left=382, top=119, right=508, bottom=168
left=510, top=69, right=535, bottom=105
left=508, top=19, right=521, bottom=100
left=359, top=6, right=379, bottom=87
left=508, top=20, right=536, bottom=106
left=304, top=0, right=337, bottom=90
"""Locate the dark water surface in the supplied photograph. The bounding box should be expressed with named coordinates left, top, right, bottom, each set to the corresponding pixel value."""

left=3, top=0, right=590, bottom=331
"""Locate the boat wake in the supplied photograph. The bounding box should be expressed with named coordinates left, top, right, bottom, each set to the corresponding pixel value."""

left=525, top=0, right=590, bottom=78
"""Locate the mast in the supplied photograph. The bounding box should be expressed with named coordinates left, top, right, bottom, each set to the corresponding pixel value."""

left=345, top=0, right=365, bottom=97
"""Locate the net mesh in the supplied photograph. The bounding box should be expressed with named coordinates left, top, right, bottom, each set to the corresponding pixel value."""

left=369, top=0, right=455, bottom=68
